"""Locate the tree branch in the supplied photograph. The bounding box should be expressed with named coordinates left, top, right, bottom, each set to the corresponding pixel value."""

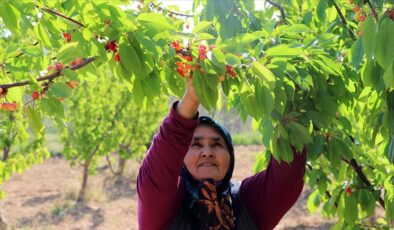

left=266, top=0, right=286, bottom=24
left=36, top=5, right=85, bottom=28
left=0, top=57, right=95, bottom=90
left=331, top=0, right=356, bottom=41
left=365, top=0, right=378, bottom=21
left=342, top=158, right=385, bottom=209
left=150, top=3, right=194, bottom=17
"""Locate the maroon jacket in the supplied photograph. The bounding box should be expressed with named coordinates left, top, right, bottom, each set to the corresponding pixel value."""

left=137, top=103, right=306, bottom=229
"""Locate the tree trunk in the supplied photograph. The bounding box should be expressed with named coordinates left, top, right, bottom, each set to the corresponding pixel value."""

left=2, top=148, right=10, bottom=161
left=117, top=157, right=126, bottom=176
left=77, top=160, right=90, bottom=203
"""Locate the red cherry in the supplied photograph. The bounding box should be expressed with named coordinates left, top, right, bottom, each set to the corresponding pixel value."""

left=114, top=53, right=120, bottom=62
left=353, top=6, right=360, bottom=13
left=345, top=187, right=353, bottom=196
left=357, top=30, right=363, bottom=36
left=105, top=41, right=118, bottom=52
left=55, top=63, right=64, bottom=70
left=359, top=14, right=366, bottom=22
left=182, top=55, right=193, bottom=62
left=32, top=91, right=40, bottom=100
left=63, top=33, right=71, bottom=43
left=172, top=41, right=181, bottom=52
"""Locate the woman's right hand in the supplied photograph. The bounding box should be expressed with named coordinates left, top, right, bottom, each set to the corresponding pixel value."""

left=176, top=76, right=199, bottom=119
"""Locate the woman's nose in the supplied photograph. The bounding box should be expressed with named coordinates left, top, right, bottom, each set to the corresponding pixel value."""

left=201, top=146, right=214, bottom=157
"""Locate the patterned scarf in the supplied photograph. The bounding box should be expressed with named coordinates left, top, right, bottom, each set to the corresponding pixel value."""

left=181, top=167, right=236, bottom=230
left=195, top=180, right=235, bottom=229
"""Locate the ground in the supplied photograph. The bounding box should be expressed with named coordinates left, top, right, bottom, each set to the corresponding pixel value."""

left=0, top=145, right=334, bottom=230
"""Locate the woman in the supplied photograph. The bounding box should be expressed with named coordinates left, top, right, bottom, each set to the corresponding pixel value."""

left=137, top=76, right=307, bottom=229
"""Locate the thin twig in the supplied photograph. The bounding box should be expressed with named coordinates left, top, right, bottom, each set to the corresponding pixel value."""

left=342, top=158, right=385, bottom=209
left=331, top=0, right=356, bottom=41
left=307, top=164, right=338, bottom=208
left=0, top=57, right=95, bottom=90
left=266, top=0, right=286, bottom=24
left=106, top=153, right=117, bottom=175
left=36, top=5, right=85, bottom=28
left=365, top=0, right=378, bottom=21
left=150, top=2, right=194, bottom=17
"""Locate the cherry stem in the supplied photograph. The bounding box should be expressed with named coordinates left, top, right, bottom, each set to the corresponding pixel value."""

left=331, top=0, right=356, bottom=41
left=266, top=0, right=286, bottom=24
left=365, top=0, right=379, bottom=21
left=150, top=3, right=194, bottom=17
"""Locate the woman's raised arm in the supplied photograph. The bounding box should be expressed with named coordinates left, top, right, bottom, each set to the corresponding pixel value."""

left=137, top=76, right=200, bottom=229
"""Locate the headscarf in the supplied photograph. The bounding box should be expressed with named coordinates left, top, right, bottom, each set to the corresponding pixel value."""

left=180, top=116, right=236, bottom=230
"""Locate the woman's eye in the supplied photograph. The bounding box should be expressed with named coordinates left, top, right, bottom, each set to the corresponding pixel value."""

left=192, top=143, right=201, bottom=148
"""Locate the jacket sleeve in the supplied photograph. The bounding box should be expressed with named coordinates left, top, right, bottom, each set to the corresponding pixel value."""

left=137, top=101, right=199, bottom=230
left=239, top=148, right=307, bottom=230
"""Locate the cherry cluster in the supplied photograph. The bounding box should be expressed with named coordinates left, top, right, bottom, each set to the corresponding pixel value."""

left=171, top=41, right=237, bottom=81
left=349, top=0, right=367, bottom=36
left=62, top=32, right=120, bottom=63
left=105, top=40, right=120, bottom=62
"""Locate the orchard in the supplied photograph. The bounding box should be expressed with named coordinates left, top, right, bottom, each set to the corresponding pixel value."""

left=1, top=0, right=394, bottom=228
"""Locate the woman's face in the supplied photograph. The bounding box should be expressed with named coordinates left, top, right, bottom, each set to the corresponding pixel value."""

left=184, top=125, right=230, bottom=182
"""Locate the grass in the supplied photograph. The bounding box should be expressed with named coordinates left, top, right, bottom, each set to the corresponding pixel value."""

left=232, top=132, right=262, bottom=145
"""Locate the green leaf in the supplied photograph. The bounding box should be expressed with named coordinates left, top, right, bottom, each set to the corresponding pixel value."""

left=255, top=83, right=275, bottom=116
left=375, top=17, right=394, bottom=69
left=133, top=79, right=145, bottom=107
left=26, top=107, right=44, bottom=136
left=192, top=21, right=213, bottom=34
left=266, top=44, right=304, bottom=57
left=48, top=82, right=72, bottom=99
left=288, top=121, right=312, bottom=151
left=34, top=22, right=52, bottom=48
left=224, top=54, right=241, bottom=66
left=118, top=40, right=141, bottom=75
left=234, top=33, right=259, bottom=44
left=307, top=189, right=320, bottom=213
left=41, top=98, right=65, bottom=119
left=57, top=42, right=81, bottom=63
left=383, top=60, right=394, bottom=88
left=63, top=69, right=79, bottom=81
left=349, top=38, right=364, bottom=68
left=277, top=138, right=293, bottom=163
left=211, top=48, right=226, bottom=69
left=362, top=16, right=376, bottom=61
left=281, top=24, right=312, bottom=34
left=344, top=194, right=358, bottom=224
left=0, top=2, right=20, bottom=35
left=252, top=62, right=276, bottom=89
left=197, top=33, right=216, bottom=41
left=137, top=13, right=173, bottom=30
